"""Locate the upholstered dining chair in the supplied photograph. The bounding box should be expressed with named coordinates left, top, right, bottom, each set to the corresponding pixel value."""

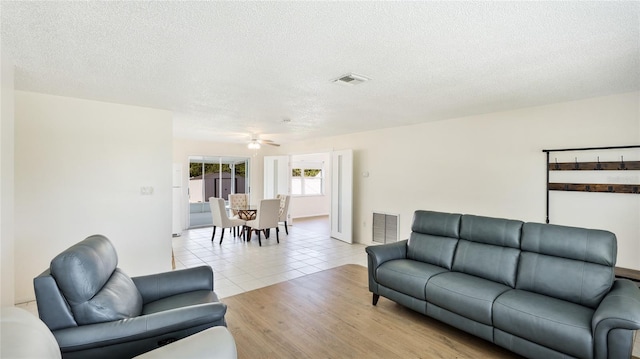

left=228, top=193, right=248, bottom=218
left=33, top=235, right=227, bottom=359
left=209, top=197, right=246, bottom=244
left=244, top=198, right=280, bottom=246
left=276, top=194, right=291, bottom=235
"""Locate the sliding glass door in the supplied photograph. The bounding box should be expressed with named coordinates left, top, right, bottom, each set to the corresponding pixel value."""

left=188, top=156, right=249, bottom=228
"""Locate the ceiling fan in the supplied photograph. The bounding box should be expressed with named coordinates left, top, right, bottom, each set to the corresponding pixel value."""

left=248, top=137, right=280, bottom=149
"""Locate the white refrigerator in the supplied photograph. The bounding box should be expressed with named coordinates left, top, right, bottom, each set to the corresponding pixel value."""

left=172, top=164, right=183, bottom=236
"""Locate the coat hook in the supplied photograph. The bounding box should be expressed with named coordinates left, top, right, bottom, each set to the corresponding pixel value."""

left=620, top=155, right=626, bottom=170
left=596, top=156, right=602, bottom=170
left=574, top=157, right=579, bottom=170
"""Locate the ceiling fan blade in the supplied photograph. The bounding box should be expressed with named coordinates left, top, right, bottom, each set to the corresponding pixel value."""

left=256, top=138, right=280, bottom=146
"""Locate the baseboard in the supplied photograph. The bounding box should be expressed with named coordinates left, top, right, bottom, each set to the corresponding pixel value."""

left=291, top=214, right=329, bottom=221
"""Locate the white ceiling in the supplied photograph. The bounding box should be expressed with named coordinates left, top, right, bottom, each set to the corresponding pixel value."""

left=2, top=1, right=639, bottom=145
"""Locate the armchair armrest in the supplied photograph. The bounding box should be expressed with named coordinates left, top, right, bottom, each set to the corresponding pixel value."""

left=366, top=240, right=408, bottom=271
left=592, top=279, right=640, bottom=359
left=132, top=266, right=214, bottom=304
left=53, top=301, right=227, bottom=353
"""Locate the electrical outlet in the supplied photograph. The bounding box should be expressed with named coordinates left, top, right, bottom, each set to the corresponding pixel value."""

left=140, top=186, right=154, bottom=195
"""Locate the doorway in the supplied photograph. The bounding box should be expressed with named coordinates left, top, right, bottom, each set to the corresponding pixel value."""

left=264, top=151, right=353, bottom=243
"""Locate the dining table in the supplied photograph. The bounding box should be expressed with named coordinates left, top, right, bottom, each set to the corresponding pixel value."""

left=233, top=205, right=257, bottom=221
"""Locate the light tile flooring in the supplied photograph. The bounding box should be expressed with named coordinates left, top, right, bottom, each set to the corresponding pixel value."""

left=173, top=216, right=368, bottom=299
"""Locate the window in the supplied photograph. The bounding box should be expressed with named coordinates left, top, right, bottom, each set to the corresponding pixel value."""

left=292, top=165, right=324, bottom=196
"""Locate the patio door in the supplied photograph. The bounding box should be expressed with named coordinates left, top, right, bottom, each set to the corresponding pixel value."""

left=330, top=150, right=353, bottom=243
left=188, top=156, right=249, bottom=228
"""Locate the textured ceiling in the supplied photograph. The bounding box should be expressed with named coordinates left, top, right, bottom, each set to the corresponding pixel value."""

left=2, top=1, right=639, bottom=145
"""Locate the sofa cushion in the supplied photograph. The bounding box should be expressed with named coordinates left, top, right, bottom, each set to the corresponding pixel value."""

left=517, top=252, right=614, bottom=309
left=460, top=215, right=523, bottom=249
left=452, top=215, right=523, bottom=287
left=407, top=211, right=461, bottom=270
left=376, top=259, right=448, bottom=300
left=521, top=222, right=616, bottom=265
left=426, top=272, right=511, bottom=326
left=452, top=240, right=520, bottom=287
left=519, top=223, right=616, bottom=308
left=407, top=233, right=459, bottom=270
left=411, top=210, right=462, bottom=238
left=493, top=289, right=594, bottom=359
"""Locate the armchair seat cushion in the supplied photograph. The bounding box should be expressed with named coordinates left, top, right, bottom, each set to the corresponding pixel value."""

left=142, top=290, right=220, bottom=315
left=493, top=289, right=594, bottom=359
left=426, top=272, right=510, bottom=325
left=377, top=259, right=447, bottom=300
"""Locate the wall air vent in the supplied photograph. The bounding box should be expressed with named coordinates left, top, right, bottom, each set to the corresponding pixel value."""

left=372, top=212, right=399, bottom=244
left=333, top=73, right=370, bottom=86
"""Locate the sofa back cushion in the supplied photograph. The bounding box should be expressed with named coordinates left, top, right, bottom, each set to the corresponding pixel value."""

left=517, top=223, right=616, bottom=308
left=407, top=211, right=461, bottom=270
left=50, top=235, right=143, bottom=325
left=452, top=215, right=523, bottom=287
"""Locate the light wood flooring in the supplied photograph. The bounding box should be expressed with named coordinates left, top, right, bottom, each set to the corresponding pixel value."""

left=224, top=264, right=523, bottom=359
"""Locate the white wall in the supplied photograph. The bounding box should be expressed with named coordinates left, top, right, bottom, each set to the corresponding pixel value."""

left=14, top=92, right=173, bottom=303
left=0, top=48, right=15, bottom=306
left=278, top=92, right=640, bottom=270
left=172, top=138, right=275, bottom=230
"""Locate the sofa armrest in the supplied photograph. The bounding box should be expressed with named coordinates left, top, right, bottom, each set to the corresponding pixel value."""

left=366, top=240, right=408, bottom=275
left=53, top=301, right=227, bottom=353
left=132, top=266, right=214, bottom=304
left=592, top=279, right=640, bottom=359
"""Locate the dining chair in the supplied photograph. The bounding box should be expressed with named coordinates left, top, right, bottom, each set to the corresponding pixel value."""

left=276, top=194, right=291, bottom=234
left=244, top=199, right=280, bottom=246
left=228, top=193, right=248, bottom=218
left=209, top=197, right=246, bottom=244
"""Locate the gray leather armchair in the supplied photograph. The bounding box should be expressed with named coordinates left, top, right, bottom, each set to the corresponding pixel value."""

left=34, top=234, right=227, bottom=359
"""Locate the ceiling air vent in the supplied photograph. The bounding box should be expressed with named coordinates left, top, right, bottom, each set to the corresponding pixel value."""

left=333, top=73, right=370, bottom=85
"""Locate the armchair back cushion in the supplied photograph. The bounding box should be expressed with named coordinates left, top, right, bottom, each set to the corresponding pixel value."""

left=452, top=215, right=523, bottom=287
left=50, top=234, right=143, bottom=325
left=407, top=211, right=461, bottom=270
left=517, top=223, right=616, bottom=308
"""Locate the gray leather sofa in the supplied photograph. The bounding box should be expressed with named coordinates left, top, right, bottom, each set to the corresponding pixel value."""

left=34, top=234, right=228, bottom=358
left=366, top=210, right=640, bottom=359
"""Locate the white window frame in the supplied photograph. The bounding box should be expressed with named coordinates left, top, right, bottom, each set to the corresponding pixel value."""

left=291, top=161, right=324, bottom=197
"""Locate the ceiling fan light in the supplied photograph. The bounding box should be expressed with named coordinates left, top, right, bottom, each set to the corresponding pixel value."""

left=248, top=141, right=261, bottom=150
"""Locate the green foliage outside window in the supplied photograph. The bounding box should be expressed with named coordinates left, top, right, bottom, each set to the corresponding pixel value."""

left=190, top=162, right=246, bottom=178
left=292, top=168, right=321, bottom=177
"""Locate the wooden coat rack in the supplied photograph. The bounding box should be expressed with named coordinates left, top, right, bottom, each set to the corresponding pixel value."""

left=542, top=145, right=640, bottom=224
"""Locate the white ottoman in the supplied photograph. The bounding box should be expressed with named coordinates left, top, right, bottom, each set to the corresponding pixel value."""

left=134, top=326, right=237, bottom=359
